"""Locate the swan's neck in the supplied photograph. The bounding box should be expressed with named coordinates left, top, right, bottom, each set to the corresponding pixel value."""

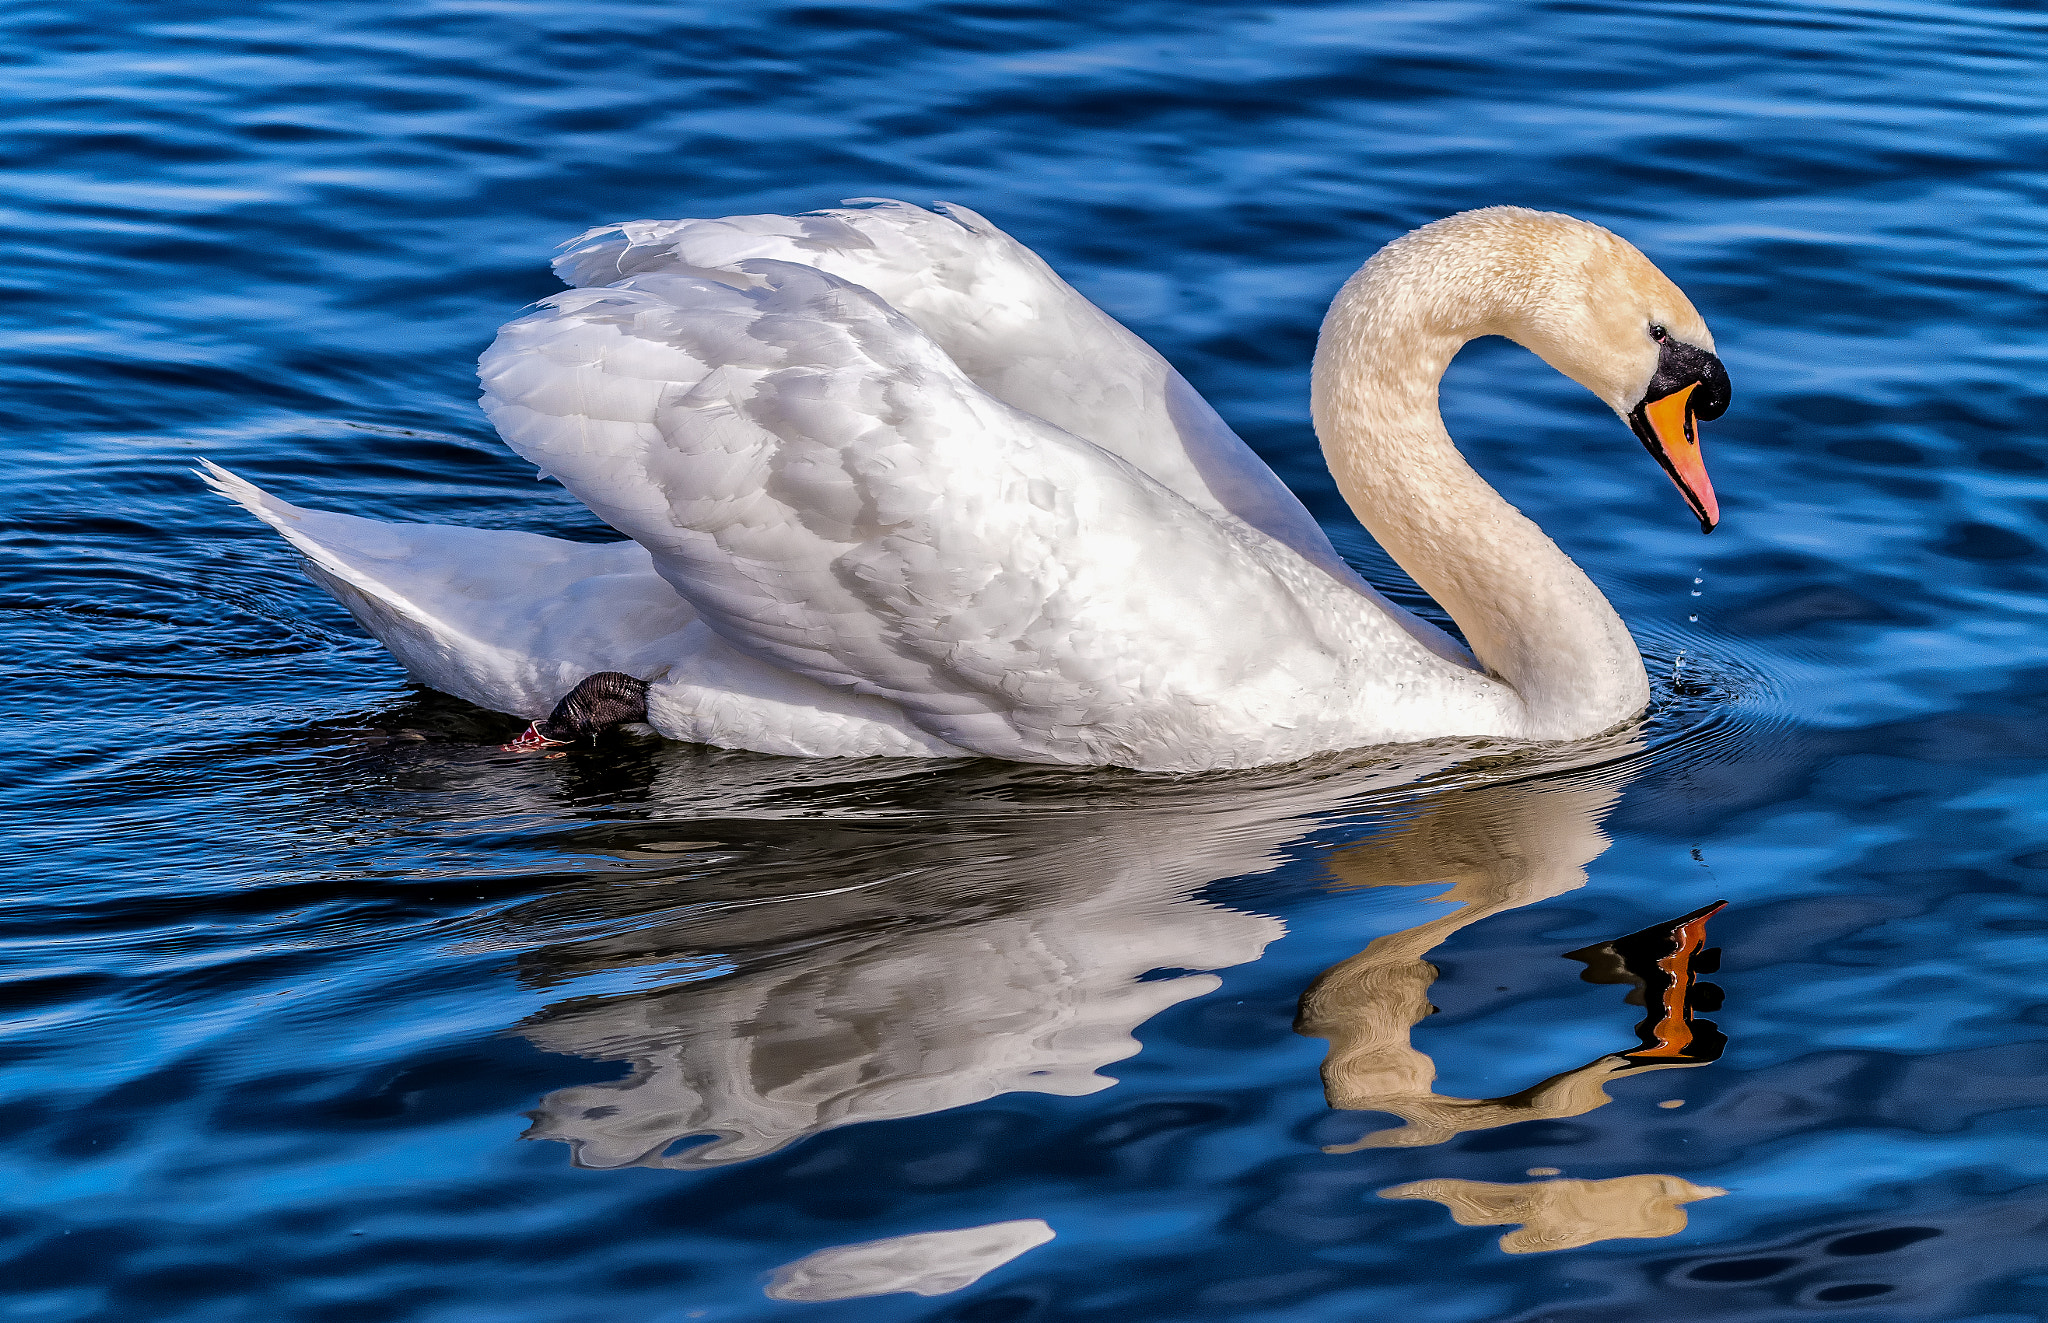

left=1312, top=236, right=1649, bottom=739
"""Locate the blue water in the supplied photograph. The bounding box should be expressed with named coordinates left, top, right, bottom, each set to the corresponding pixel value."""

left=9, top=1, right=2048, bottom=1319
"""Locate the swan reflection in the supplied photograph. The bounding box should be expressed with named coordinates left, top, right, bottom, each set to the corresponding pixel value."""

left=501, top=739, right=1727, bottom=1260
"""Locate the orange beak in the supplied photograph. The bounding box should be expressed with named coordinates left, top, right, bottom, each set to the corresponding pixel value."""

left=1632, top=382, right=1719, bottom=533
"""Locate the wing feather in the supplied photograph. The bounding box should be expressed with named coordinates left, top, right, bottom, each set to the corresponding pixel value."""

left=480, top=260, right=1489, bottom=768
left=552, top=202, right=1422, bottom=602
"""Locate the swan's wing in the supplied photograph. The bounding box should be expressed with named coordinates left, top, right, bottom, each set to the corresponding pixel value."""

left=201, top=462, right=967, bottom=757
left=479, top=261, right=1490, bottom=768
left=197, top=461, right=694, bottom=717
left=552, top=200, right=1387, bottom=599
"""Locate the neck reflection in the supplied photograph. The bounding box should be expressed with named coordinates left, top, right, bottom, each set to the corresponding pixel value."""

left=1292, top=775, right=1733, bottom=1253
left=1294, top=774, right=1728, bottom=1155
left=1297, top=777, right=1725, bottom=1151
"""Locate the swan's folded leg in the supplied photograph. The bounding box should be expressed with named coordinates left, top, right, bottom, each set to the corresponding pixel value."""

left=198, top=462, right=968, bottom=757
left=503, top=671, right=652, bottom=750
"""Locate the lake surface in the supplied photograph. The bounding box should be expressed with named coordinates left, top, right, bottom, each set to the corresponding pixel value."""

left=8, top=1, right=2048, bottom=1319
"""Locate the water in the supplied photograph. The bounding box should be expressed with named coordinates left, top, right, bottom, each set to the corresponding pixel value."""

left=7, top=1, right=2048, bottom=1319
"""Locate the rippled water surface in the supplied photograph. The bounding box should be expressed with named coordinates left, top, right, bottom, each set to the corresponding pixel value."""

left=9, top=1, right=2048, bottom=1319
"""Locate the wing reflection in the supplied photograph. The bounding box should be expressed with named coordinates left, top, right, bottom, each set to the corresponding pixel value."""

left=765, top=1220, right=1056, bottom=1301
left=518, top=869, right=1279, bottom=1169
left=504, top=754, right=1404, bottom=1169
left=503, top=737, right=1561, bottom=1170
left=1297, top=781, right=1729, bottom=1151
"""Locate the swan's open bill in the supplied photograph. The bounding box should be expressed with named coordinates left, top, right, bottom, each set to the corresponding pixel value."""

left=502, top=672, right=649, bottom=751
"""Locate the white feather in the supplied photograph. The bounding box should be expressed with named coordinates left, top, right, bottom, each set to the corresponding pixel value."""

left=199, top=460, right=962, bottom=756
left=551, top=200, right=1460, bottom=654
left=475, top=257, right=1505, bottom=769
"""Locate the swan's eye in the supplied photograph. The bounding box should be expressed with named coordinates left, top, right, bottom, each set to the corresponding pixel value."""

left=1649, top=324, right=1668, bottom=342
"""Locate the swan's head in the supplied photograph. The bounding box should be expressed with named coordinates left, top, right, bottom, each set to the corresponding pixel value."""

left=1369, top=207, right=1732, bottom=533
left=1485, top=209, right=1730, bottom=533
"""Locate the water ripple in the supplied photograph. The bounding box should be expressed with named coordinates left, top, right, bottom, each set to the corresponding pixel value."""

left=8, top=0, right=2048, bottom=1319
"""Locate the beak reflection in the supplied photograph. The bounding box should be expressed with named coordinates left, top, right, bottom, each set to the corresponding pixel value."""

left=1566, top=898, right=1728, bottom=1065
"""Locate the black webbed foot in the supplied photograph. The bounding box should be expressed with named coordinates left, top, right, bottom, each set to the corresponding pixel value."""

left=504, top=672, right=650, bottom=750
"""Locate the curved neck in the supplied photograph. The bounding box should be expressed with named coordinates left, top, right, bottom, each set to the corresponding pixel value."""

left=1311, top=234, right=1648, bottom=739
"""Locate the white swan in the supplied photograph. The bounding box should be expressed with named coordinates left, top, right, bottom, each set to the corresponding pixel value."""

left=205, top=201, right=1728, bottom=771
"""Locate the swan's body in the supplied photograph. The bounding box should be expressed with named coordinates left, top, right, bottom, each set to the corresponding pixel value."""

left=208, top=201, right=1725, bottom=771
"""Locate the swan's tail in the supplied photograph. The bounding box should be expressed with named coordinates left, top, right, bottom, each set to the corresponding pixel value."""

left=197, top=460, right=695, bottom=719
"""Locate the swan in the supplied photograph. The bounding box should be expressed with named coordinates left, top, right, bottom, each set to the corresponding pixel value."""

left=203, top=200, right=1729, bottom=771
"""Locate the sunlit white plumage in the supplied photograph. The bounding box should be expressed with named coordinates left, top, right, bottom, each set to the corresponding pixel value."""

left=208, top=199, right=1721, bottom=770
